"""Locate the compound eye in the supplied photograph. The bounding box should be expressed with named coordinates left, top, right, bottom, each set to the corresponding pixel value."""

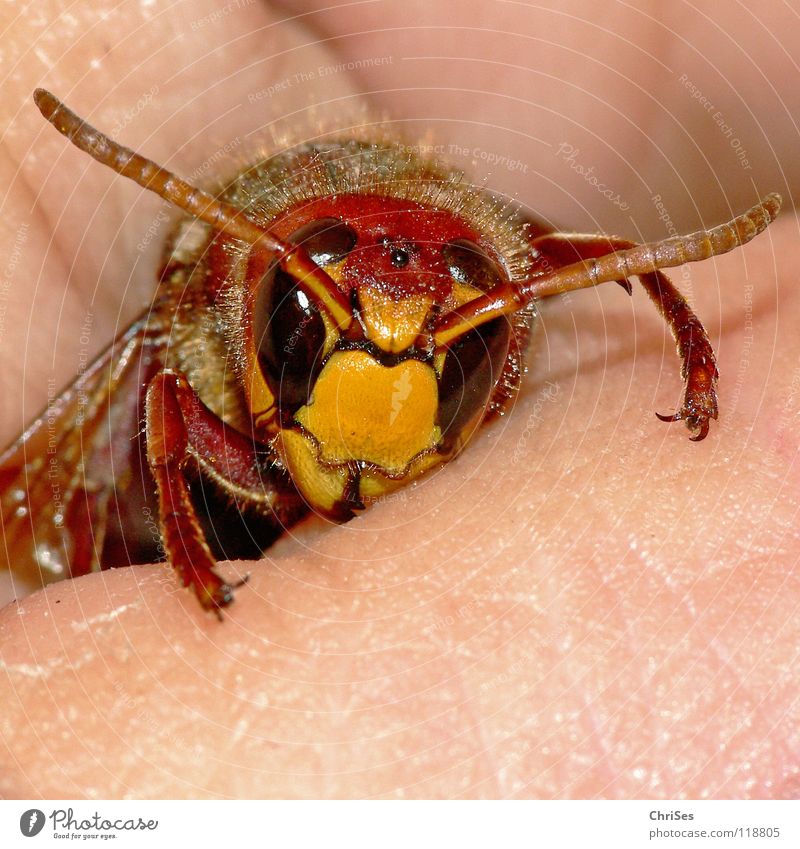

left=253, top=218, right=356, bottom=415
left=437, top=317, right=511, bottom=450
left=254, top=265, right=327, bottom=415
left=443, top=239, right=503, bottom=290
left=289, top=217, right=357, bottom=266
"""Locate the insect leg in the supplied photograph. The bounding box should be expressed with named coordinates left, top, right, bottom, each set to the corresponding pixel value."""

left=531, top=233, right=718, bottom=440
left=144, top=370, right=302, bottom=614
left=146, top=371, right=232, bottom=614
left=433, top=197, right=779, bottom=440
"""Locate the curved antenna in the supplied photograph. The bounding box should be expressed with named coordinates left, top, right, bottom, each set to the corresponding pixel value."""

left=33, top=89, right=353, bottom=330
left=433, top=193, right=782, bottom=347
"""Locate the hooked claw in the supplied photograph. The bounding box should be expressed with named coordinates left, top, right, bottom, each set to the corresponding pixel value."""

left=655, top=355, right=719, bottom=442
left=655, top=367, right=718, bottom=442
left=206, top=572, right=250, bottom=621
left=655, top=408, right=713, bottom=442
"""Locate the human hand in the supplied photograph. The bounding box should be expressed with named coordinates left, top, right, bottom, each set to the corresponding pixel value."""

left=1, top=0, right=797, bottom=799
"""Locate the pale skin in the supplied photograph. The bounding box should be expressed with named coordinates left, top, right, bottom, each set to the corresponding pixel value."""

left=1, top=0, right=799, bottom=799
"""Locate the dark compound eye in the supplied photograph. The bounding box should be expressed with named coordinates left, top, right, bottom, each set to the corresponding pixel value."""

left=253, top=219, right=357, bottom=416
left=437, top=317, right=511, bottom=450
left=390, top=247, right=410, bottom=268
left=289, top=217, right=357, bottom=266
left=443, top=239, right=503, bottom=290
left=254, top=265, right=327, bottom=416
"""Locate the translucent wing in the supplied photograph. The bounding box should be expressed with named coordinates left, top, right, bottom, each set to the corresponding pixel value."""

left=0, top=315, right=168, bottom=588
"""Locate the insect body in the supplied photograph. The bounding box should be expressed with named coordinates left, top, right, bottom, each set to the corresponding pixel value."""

left=0, top=90, right=782, bottom=614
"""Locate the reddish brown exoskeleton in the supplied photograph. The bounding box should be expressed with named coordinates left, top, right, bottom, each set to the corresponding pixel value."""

left=0, top=89, right=782, bottom=615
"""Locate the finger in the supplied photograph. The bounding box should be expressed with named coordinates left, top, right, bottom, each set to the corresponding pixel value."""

left=2, top=217, right=797, bottom=798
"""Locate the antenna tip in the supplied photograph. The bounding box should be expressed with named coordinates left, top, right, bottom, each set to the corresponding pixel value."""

left=33, top=88, right=59, bottom=119
left=765, top=192, right=783, bottom=213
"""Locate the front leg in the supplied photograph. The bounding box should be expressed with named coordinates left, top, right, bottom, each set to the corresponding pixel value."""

left=145, top=369, right=303, bottom=615
left=532, top=232, right=719, bottom=441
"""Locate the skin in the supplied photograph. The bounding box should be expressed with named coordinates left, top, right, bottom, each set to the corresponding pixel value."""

left=1, top=0, right=799, bottom=799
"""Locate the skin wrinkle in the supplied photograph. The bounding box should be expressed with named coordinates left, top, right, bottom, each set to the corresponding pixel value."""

left=575, top=569, right=643, bottom=796
left=576, top=685, right=622, bottom=798
left=620, top=596, right=716, bottom=788
left=433, top=598, right=515, bottom=799
left=478, top=620, right=572, bottom=798
left=1, top=666, right=68, bottom=794
left=680, top=595, right=794, bottom=796
left=476, top=588, right=576, bottom=795
left=11, top=589, right=172, bottom=796
left=549, top=588, right=632, bottom=797
left=278, top=556, right=512, bottom=788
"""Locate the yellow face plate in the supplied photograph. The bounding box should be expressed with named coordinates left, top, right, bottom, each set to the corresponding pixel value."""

left=251, top=257, right=498, bottom=514
left=358, top=288, right=432, bottom=354
left=278, top=429, right=352, bottom=514
left=295, top=350, right=441, bottom=473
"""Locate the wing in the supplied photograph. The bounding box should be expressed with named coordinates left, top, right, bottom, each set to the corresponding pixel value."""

left=0, top=314, right=169, bottom=588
